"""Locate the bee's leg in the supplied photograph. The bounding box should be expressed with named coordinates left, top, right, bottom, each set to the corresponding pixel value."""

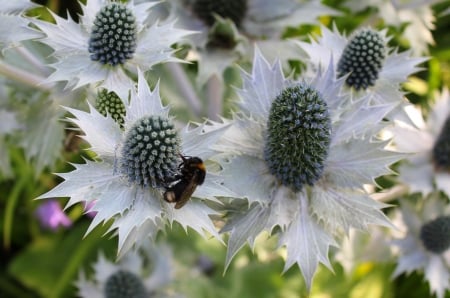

left=163, top=174, right=183, bottom=184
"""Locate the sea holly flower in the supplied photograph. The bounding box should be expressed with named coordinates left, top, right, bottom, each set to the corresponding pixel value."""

left=297, top=25, right=426, bottom=105
left=33, top=0, right=192, bottom=98
left=159, top=0, right=338, bottom=84
left=38, top=70, right=231, bottom=256
left=388, top=89, right=450, bottom=197
left=77, top=241, right=175, bottom=298
left=217, top=48, right=402, bottom=289
left=0, top=0, right=42, bottom=50
left=392, top=193, right=450, bottom=298
left=35, top=199, right=72, bottom=230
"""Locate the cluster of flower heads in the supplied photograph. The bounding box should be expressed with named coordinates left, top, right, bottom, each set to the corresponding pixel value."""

left=1, top=0, right=449, bottom=296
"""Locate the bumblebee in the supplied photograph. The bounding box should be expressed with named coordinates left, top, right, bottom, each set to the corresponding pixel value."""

left=163, top=155, right=206, bottom=209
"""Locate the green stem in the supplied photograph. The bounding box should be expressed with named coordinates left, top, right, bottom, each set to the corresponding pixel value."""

left=3, top=169, right=29, bottom=250
left=165, top=63, right=203, bottom=117
left=49, top=226, right=108, bottom=298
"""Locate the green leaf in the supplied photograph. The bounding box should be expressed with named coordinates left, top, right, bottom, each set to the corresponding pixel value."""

left=8, top=221, right=114, bottom=298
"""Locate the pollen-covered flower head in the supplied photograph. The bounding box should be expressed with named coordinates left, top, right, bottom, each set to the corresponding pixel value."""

left=33, top=0, right=192, bottom=98
left=392, top=193, right=450, bottom=298
left=217, top=48, right=402, bottom=289
left=76, top=241, right=175, bottom=298
left=38, top=70, right=231, bottom=256
left=297, top=25, right=426, bottom=105
left=388, top=89, right=450, bottom=197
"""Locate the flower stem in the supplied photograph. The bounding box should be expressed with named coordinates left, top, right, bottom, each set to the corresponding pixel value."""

left=165, top=62, right=202, bottom=117
left=206, top=74, right=223, bottom=121
left=15, top=45, right=51, bottom=76
left=0, top=61, right=50, bottom=90
left=3, top=155, right=30, bottom=250
left=371, top=184, right=410, bottom=203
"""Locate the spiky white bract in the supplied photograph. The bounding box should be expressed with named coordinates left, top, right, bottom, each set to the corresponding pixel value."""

left=159, top=0, right=338, bottom=84
left=217, top=48, right=401, bottom=289
left=388, top=89, right=450, bottom=197
left=38, top=70, right=231, bottom=256
left=392, top=194, right=450, bottom=298
left=76, top=241, right=175, bottom=298
left=33, top=0, right=192, bottom=98
left=335, top=227, right=394, bottom=274
left=0, top=0, right=41, bottom=50
left=297, top=25, right=426, bottom=105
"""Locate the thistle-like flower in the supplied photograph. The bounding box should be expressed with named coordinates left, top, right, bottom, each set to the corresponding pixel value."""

left=392, top=193, right=450, bottom=298
left=33, top=0, right=192, bottom=98
left=217, top=48, right=402, bottom=289
left=76, top=241, right=175, bottom=298
left=388, top=89, right=450, bottom=197
left=297, top=25, right=426, bottom=105
left=38, top=70, right=231, bottom=256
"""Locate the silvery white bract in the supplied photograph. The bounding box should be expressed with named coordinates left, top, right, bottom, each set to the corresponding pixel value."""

left=33, top=0, right=192, bottom=98
left=38, top=70, right=232, bottom=256
left=216, top=48, right=402, bottom=289
left=388, top=89, right=450, bottom=197
left=0, top=0, right=41, bottom=50
left=392, top=193, right=450, bottom=298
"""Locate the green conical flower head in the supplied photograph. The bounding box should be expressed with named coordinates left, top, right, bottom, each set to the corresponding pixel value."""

left=264, top=84, right=331, bottom=192
left=337, top=28, right=386, bottom=90
left=88, top=3, right=137, bottom=66
left=95, top=89, right=126, bottom=128
left=193, top=0, right=247, bottom=27
left=120, top=115, right=180, bottom=188
left=104, top=270, right=147, bottom=298
left=420, top=215, right=450, bottom=254
left=432, top=116, right=450, bottom=172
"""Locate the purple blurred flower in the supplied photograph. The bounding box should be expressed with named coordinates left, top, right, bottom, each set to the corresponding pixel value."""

left=35, top=199, right=72, bottom=230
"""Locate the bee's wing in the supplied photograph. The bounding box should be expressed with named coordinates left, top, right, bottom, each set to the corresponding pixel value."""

left=174, top=179, right=198, bottom=209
